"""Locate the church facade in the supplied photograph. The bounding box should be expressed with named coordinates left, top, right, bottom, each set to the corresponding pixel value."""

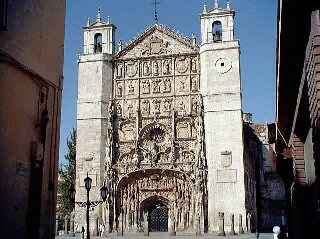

left=75, top=1, right=256, bottom=235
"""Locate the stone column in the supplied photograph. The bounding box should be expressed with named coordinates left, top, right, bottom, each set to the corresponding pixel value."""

left=230, top=214, right=236, bottom=235
left=170, top=216, right=176, bottom=236
left=143, top=212, right=149, bottom=236
left=196, top=214, right=202, bottom=236
left=218, top=212, right=226, bottom=236
left=118, top=213, right=124, bottom=236
left=238, top=214, right=244, bottom=234
left=64, top=215, right=69, bottom=235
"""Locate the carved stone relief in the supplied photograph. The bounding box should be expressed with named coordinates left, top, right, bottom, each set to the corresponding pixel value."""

left=141, top=35, right=170, bottom=56
left=191, top=75, right=199, bottom=92
left=127, top=80, right=135, bottom=95
left=163, top=78, right=172, bottom=93
left=125, top=61, right=139, bottom=78
left=141, top=100, right=150, bottom=115
left=221, top=151, right=232, bottom=167
left=153, top=61, right=160, bottom=76
left=116, top=82, right=123, bottom=98
left=116, top=102, right=122, bottom=116
left=176, top=76, right=190, bottom=93
left=152, top=79, right=161, bottom=93
left=163, top=59, right=172, bottom=75
left=191, top=57, right=198, bottom=73
left=164, top=99, right=172, bottom=112
left=176, top=57, right=189, bottom=74
left=116, top=63, right=124, bottom=79
left=141, top=80, right=150, bottom=94
left=153, top=99, right=161, bottom=114
left=119, top=122, right=136, bottom=142
left=143, top=61, right=151, bottom=76
left=177, top=121, right=190, bottom=138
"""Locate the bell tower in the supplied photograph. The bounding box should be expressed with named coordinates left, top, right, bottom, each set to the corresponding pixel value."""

left=200, top=0, right=247, bottom=233
left=75, top=8, right=116, bottom=234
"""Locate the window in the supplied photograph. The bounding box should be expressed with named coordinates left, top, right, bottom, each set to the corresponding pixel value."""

left=0, top=0, right=8, bottom=30
left=94, top=33, right=102, bottom=53
left=212, top=21, right=222, bottom=42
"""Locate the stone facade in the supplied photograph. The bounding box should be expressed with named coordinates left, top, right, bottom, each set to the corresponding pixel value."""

left=75, top=2, right=256, bottom=235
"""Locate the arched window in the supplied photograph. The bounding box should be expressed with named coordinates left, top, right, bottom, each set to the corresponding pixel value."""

left=212, top=21, right=222, bottom=42
left=94, top=33, right=102, bottom=53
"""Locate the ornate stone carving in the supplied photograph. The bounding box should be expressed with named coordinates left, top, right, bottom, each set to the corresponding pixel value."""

left=153, top=99, right=161, bottom=114
left=152, top=79, right=161, bottom=93
left=143, top=61, right=151, bottom=76
left=141, top=35, right=170, bottom=56
left=127, top=81, right=135, bottom=95
left=116, top=63, right=124, bottom=79
left=142, top=100, right=150, bottom=115
left=164, top=99, right=172, bottom=111
left=191, top=76, right=199, bottom=92
left=176, top=57, right=189, bottom=74
left=221, top=151, right=232, bottom=167
left=141, top=80, right=150, bottom=94
left=163, top=78, right=172, bottom=93
left=125, top=61, right=138, bottom=78
left=116, top=82, right=123, bottom=97
left=191, top=57, right=198, bottom=73
left=153, top=61, right=160, bottom=76
left=116, top=102, right=122, bottom=116
left=163, top=59, right=172, bottom=75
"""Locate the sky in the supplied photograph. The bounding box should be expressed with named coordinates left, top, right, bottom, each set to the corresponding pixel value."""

left=59, top=0, right=278, bottom=165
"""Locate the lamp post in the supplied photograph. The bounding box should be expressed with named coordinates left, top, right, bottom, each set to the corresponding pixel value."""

left=68, top=173, right=109, bottom=239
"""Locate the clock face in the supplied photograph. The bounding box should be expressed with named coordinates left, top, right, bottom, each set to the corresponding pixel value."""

left=214, top=58, right=232, bottom=74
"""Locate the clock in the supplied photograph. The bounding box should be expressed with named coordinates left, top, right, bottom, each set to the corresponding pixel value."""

left=214, top=58, right=232, bottom=74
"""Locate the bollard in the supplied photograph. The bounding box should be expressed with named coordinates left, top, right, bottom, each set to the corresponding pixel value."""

left=230, top=214, right=236, bottom=235
left=218, top=212, right=226, bottom=236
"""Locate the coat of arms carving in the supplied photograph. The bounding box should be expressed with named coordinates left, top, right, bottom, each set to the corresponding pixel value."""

left=142, top=36, right=170, bottom=56
left=221, top=151, right=232, bottom=167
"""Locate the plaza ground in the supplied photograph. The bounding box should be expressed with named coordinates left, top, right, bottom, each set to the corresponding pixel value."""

left=55, top=232, right=274, bottom=239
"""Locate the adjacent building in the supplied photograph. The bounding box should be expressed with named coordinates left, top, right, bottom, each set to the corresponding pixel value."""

left=75, top=1, right=257, bottom=235
left=0, top=1, right=66, bottom=238
left=276, top=0, right=320, bottom=238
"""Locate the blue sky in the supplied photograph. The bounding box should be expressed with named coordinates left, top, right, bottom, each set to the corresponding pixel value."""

left=59, top=0, right=278, bottom=164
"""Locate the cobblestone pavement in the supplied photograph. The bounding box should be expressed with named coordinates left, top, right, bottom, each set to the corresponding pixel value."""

left=55, top=232, right=273, bottom=239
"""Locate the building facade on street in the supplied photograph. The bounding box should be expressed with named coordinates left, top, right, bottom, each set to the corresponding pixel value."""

left=276, top=0, right=320, bottom=239
left=75, top=1, right=257, bottom=235
left=0, top=1, right=66, bottom=239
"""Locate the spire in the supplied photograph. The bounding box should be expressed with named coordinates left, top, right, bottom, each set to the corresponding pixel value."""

left=107, top=16, right=111, bottom=24
left=86, top=17, right=90, bottom=27
left=118, top=40, right=123, bottom=52
left=191, top=33, right=197, bottom=45
left=96, top=7, right=101, bottom=21
left=214, top=0, right=219, bottom=9
left=203, top=1, right=207, bottom=13
left=226, top=0, right=230, bottom=10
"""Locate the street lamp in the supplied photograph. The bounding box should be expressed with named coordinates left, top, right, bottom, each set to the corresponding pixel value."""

left=68, top=173, right=109, bottom=239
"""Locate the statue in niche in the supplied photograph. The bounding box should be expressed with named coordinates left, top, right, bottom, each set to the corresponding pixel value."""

left=153, top=99, right=161, bottom=114
left=128, top=81, right=135, bottom=94
left=143, top=62, right=151, bottom=76
left=191, top=76, right=198, bottom=91
left=179, top=79, right=188, bottom=92
left=116, top=83, right=123, bottom=97
left=154, top=61, right=159, bottom=76
left=163, top=79, right=171, bottom=92
left=152, top=79, right=161, bottom=93
left=164, top=100, right=172, bottom=111
left=117, top=64, right=123, bottom=78
left=127, top=101, right=134, bottom=116
left=142, top=80, right=150, bottom=94
left=142, top=100, right=150, bottom=115
left=179, top=100, right=186, bottom=112
left=163, top=60, right=171, bottom=75
left=116, top=103, right=122, bottom=116
left=191, top=58, right=197, bottom=73
left=192, top=98, right=198, bottom=113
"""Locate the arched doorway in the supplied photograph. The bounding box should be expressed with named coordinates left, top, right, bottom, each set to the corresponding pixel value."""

left=148, top=202, right=168, bottom=232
